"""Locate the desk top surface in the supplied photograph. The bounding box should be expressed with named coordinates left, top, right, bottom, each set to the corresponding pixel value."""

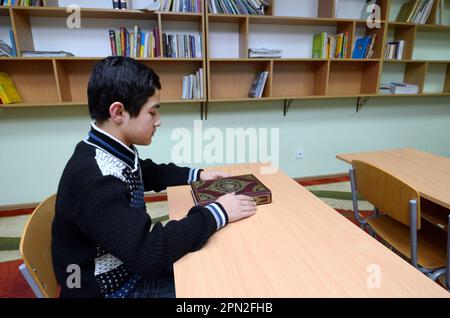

left=337, top=148, right=450, bottom=209
left=168, top=163, right=449, bottom=297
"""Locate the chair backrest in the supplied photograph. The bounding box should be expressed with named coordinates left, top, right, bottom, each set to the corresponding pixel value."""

left=19, top=194, right=58, bottom=298
left=352, top=160, right=421, bottom=229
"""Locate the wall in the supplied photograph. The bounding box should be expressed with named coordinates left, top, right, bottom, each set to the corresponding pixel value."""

left=1, top=96, right=450, bottom=205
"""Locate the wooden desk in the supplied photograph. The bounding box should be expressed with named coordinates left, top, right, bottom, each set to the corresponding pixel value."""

left=337, top=148, right=450, bottom=210
left=167, top=164, right=449, bottom=297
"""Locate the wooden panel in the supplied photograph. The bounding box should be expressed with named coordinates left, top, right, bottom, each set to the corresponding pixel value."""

left=10, top=10, right=34, bottom=54
left=353, top=160, right=421, bottom=228
left=11, top=7, right=158, bottom=20
left=404, top=62, right=428, bottom=93
left=393, top=24, right=417, bottom=60
left=318, top=0, right=334, bottom=18
left=377, top=0, right=390, bottom=21
left=426, top=0, right=440, bottom=24
left=239, top=17, right=249, bottom=58
left=266, top=0, right=274, bottom=16
left=142, top=60, right=204, bottom=101
left=209, top=61, right=270, bottom=99
left=272, top=61, right=328, bottom=97
left=0, top=60, right=58, bottom=103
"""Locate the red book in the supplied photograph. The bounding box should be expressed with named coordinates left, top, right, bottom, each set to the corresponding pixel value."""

left=191, top=174, right=272, bottom=206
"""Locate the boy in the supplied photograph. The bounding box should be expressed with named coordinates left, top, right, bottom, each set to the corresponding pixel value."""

left=51, top=56, right=257, bottom=298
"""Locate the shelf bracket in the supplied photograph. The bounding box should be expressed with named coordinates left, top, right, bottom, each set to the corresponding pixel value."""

left=201, top=101, right=208, bottom=120
left=283, top=99, right=294, bottom=116
left=356, top=96, right=370, bottom=112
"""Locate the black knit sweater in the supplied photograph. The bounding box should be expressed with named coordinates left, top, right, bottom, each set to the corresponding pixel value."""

left=51, top=123, right=228, bottom=298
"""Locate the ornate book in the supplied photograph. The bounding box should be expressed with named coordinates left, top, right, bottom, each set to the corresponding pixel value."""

left=191, top=174, right=272, bottom=206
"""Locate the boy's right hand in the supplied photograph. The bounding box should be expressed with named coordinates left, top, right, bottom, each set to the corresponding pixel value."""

left=215, top=192, right=257, bottom=223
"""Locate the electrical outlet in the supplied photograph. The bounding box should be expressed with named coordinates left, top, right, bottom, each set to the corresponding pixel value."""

left=296, top=149, right=304, bottom=159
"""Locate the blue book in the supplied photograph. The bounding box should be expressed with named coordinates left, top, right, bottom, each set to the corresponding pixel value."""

left=352, top=36, right=371, bottom=59
left=9, top=29, right=17, bottom=57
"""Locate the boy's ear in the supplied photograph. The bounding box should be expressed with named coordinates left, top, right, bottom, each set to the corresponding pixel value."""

left=109, top=102, right=127, bottom=123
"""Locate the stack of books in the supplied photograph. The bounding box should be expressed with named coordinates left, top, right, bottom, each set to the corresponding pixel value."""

left=160, top=0, right=202, bottom=12
left=163, top=33, right=202, bottom=58
left=380, top=82, right=419, bottom=94
left=313, top=32, right=349, bottom=59
left=248, top=71, right=268, bottom=98
left=0, top=0, right=43, bottom=6
left=396, top=0, right=435, bottom=24
left=248, top=48, right=282, bottom=58
left=352, top=35, right=376, bottom=59
left=384, top=40, right=405, bottom=60
left=208, top=0, right=269, bottom=15
left=182, top=68, right=204, bottom=100
left=109, top=26, right=161, bottom=58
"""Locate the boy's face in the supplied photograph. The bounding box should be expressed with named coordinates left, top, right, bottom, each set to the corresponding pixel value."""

left=122, top=90, right=161, bottom=146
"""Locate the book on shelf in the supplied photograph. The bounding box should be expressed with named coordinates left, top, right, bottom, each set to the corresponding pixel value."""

left=352, top=34, right=376, bottom=59
left=386, top=82, right=419, bottom=94
left=160, top=0, right=201, bottom=13
left=384, top=40, right=404, bottom=60
left=0, top=0, right=44, bottom=6
left=248, top=48, right=282, bottom=58
left=109, top=26, right=161, bottom=58
left=163, top=33, right=201, bottom=58
left=208, top=0, right=269, bottom=15
left=182, top=68, right=203, bottom=100
left=248, top=71, right=268, bottom=98
left=20, top=50, right=74, bottom=57
left=191, top=174, right=272, bottom=206
left=396, top=0, right=435, bottom=24
left=379, top=84, right=392, bottom=95
left=0, top=72, right=22, bottom=104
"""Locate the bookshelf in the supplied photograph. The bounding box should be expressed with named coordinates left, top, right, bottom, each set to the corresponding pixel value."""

left=0, top=0, right=206, bottom=110
left=0, top=0, right=449, bottom=117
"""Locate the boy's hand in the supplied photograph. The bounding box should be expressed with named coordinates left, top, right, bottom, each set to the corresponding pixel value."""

left=200, top=170, right=231, bottom=181
left=215, top=192, right=257, bottom=223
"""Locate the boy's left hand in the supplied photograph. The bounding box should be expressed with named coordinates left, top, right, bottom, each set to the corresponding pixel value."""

left=200, top=171, right=231, bottom=181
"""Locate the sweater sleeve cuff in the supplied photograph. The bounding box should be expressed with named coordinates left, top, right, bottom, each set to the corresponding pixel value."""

left=204, top=202, right=228, bottom=231
left=188, top=168, right=203, bottom=184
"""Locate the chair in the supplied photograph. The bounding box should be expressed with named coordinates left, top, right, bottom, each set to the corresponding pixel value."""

left=19, top=194, right=59, bottom=298
left=349, top=160, right=449, bottom=289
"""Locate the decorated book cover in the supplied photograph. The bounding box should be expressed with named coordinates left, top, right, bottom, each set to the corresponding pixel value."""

left=191, top=174, right=272, bottom=206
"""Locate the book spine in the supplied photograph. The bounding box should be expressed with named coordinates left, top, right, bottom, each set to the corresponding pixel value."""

left=112, top=0, right=120, bottom=9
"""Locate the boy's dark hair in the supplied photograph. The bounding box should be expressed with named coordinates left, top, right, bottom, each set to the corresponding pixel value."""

left=88, top=56, right=161, bottom=122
